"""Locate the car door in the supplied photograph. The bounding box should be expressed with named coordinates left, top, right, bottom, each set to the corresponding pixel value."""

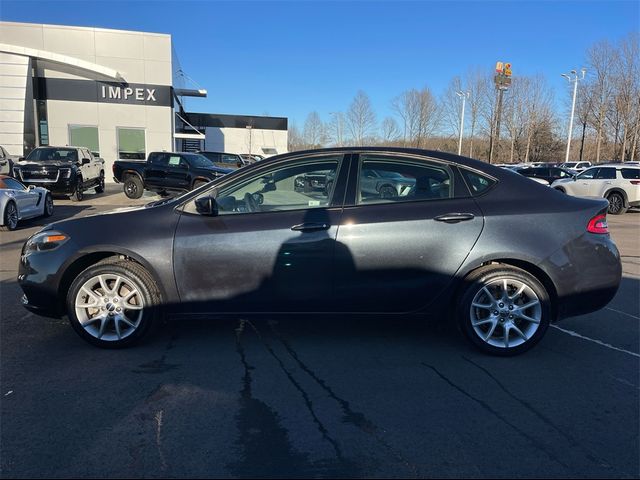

left=332, top=153, right=484, bottom=313
left=590, top=167, right=617, bottom=197
left=164, top=154, right=190, bottom=190
left=144, top=153, right=169, bottom=190
left=172, top=153, right=349, bottom=313
left=571, top=167, right=599, bottom=195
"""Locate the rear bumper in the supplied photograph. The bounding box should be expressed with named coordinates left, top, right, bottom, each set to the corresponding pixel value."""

left=543, top=233, right=622, bottom=320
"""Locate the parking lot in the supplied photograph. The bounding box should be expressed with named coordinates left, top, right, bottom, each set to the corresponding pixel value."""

left=0, top=186, right=638, bottom=478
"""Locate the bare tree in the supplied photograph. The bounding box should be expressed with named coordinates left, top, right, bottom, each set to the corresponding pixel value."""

left=346, top=90, right=377, bottom=146
left=303, top=111, right=326, bottom=147
left=288, top=122, right=305, bottom=151
left=587, top=40, right=617, bottom=162
left=441, top=76, right=464, bottom=144
left=380, top=116, right=400, bottom=144
left=464, top=68, right=486, bottom=158
left=391, top=90, right=420, bottom=146
left=328, top=111, right=346, bottom=147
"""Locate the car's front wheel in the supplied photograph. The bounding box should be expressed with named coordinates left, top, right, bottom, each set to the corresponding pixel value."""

left=67, top=258, right=162, bottom=348
left=95, top=172, right=105, bottom=194
left=71, top=178, right=84, bottom=201
left=457, top=265, right=551, bottom=356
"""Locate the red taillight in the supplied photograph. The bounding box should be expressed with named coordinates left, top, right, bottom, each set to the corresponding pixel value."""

left=630, top=180, right=640, bottom=185
left=587, top=214, right=609, bottom=234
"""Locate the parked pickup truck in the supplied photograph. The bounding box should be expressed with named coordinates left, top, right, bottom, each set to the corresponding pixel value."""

left=113, top=151, right=233, bottom=199
left=13, top=146, right=105, bottom=201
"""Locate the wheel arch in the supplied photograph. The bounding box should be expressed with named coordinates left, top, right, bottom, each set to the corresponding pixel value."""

left=122, top=170, right=143, bottom=182
left=191, top=176, right=211, bottom=189
left=604, top=188, right=629, bottom=207
left=1, top=198, right=17, bottom=224
left=57, top=249, right=166, bottom=314
left=457, top=258, right=559, bottom=319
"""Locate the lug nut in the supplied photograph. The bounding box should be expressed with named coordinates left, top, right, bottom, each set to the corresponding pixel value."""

left=101, top=307, right=105, bottom=311
left=508, top=305, right=514, bottom=310
left=104, top=298, right=108, bottom=303
left=499, top=302, right=504, bottom=308
left=493, top=311, right=499, bottom=316
left=116, top=307, right=121, bottom=312
left=509, top=314, right=514, bottom=319
left=113, top=298, right=118, bottom=303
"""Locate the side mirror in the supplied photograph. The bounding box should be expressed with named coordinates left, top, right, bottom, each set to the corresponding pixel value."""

left=28, top=185, right=36, bottom=191
left=82, top=158, right=91, bottom=165
left=18, top=157, right=24, bottom=161
left=195, top=196, right=218, bottom=216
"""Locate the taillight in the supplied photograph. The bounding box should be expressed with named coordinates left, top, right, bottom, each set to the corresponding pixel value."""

left=587, top=213, right=609, bottom=234
left=630, top=180, right=640, bottom=185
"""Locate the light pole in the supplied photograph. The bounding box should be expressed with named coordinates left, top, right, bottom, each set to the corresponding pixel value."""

left=561, top=68, right=586, bottom=163
left=456, top=91, right=469, bottom=155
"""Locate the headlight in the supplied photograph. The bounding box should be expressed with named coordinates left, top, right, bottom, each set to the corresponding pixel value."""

left=24, top=230, right=70, bottom=253
left=13, top=167, right=21, bottom=179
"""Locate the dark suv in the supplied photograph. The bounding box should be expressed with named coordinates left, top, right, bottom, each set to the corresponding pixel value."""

left=13, top=146, right=105, bottom=201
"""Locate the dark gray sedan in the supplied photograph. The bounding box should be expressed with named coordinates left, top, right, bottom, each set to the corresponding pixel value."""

left=18, top=148, right=621, bottom=355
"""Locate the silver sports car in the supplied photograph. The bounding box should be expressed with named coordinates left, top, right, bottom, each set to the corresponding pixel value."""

left=0, top=175, right=53, bottom=231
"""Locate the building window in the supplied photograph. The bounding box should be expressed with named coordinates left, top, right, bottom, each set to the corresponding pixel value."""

left=69, top=125, right=99, bottom=156
left=117, top=128, right=146, bottom=160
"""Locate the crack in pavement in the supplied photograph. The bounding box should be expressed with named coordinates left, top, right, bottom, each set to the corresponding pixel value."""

left=244, top=320, right=356, bottom=473
left=461, top=356, right=614, bottom=472
left=268, top=320, right=420, bottom=478
left=422, top=362, right=570, bottom=470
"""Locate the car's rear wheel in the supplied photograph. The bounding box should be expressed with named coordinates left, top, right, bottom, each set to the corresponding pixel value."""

left=95, top=172, right=105, bottom=194
left=43, top=193, right=53, bottom=217
left=1, top=201, right=18, bottom=231
left=67, top=258, right=162, bottom=348
left=457, top=265, right=551, bottom=356
left=607, top=192, right=627, bottom=215
left=124, top=175, right=144, bottom=199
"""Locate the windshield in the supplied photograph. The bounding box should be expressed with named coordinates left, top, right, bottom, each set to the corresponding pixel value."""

left=26, top=148, right=78, bottom=162
left=185, top=154, right=215, bottom=168
left=562, top=162, right=577, bottom=168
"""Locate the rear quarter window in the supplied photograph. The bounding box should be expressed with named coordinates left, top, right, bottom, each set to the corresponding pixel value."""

left=460, top=169, right=496, bottom=196
left=621, top=168, right=640, bottom=179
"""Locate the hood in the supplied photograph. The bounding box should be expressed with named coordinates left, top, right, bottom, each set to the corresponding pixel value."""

left=551, top=177, right=575, bottom=186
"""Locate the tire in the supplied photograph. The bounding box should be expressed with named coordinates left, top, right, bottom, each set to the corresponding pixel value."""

left=43, top=193, right=53, bottom=217
left=1, top=201, right=18, bottom=231
left=95, top=172, right=105, bottom=194
left=67, top=258, right=162, bottom=348
left=71, top=178, right=84, bottom=202
left=456, top=265, right=551, bottom=356
left=379, top=184, right=398, bottom=198
left=124, top=175, right=144, bottom=199
left=607, top=192, right=627, bottom=215
left=192, top=179, right=208, bottom=190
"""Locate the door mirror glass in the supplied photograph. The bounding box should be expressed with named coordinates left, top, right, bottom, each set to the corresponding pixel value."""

left=82, top=157, right=91, bottom=165
left=195, top=196, right=218, bottom=216
left=28, top=184, right=36, bottom=191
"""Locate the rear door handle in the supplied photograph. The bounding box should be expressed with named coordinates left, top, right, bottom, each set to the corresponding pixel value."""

left=434, top=213, right=475, bottom=223
left=290, top=222, right=330, bottom=232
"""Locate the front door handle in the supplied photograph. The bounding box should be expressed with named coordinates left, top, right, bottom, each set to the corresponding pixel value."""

left=291, top=222, right=330, bottom=232
left=434, top=213, right=475, bottom=223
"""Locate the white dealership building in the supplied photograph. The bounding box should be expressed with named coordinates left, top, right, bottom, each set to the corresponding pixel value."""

left=0, top=21, right=288, bottom=181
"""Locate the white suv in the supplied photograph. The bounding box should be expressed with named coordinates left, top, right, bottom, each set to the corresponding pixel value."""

left=551, top=164, right=640, bottom=214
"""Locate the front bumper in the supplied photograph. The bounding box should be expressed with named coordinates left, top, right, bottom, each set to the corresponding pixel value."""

left=21, top=179, right=76, bottom=195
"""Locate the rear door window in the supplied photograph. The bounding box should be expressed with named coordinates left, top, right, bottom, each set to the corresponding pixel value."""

left=595, top=168, right=616, bottom=180
left=357, top=155, right=454, bottom=205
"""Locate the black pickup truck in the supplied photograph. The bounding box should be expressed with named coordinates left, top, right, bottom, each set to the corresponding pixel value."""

left=113, top=152, right=233, bottom=199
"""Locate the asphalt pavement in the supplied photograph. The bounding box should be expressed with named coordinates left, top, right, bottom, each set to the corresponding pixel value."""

left=1, top=185, right=638, bottom=478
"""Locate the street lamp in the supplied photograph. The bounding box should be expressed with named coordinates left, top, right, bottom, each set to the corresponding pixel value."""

left=561, top=68, right=586, bottom=163
left=455, top=91, right=469, bottom=156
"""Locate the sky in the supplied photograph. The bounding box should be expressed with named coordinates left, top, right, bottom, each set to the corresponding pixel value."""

left=1, top=0, right=638, bottom=129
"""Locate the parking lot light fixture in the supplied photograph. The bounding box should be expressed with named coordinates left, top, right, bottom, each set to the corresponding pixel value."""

left=562, top=68, right=586, bottom=163
left=456, top=91, right=469, bottom=156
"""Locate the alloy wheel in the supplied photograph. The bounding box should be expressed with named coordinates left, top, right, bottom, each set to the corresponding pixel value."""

left=74, top=273, right=145, bottom=341
left=45, top=195, right=53, bottom=215
left=469, top=277, right=542, bottom=349
left=5, top=203, right=18, bottom=229
left=608, top=194, right=623, bottom=214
